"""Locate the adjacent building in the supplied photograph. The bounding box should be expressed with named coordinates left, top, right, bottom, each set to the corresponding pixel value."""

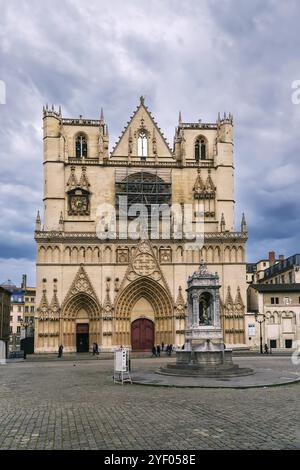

left=246, top=252, right=300, bottom=350
left=1, top=276, right=36, bottom=351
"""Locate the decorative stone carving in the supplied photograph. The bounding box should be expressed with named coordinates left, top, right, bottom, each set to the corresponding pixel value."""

left=64, top=265, right=99, bottom=302
left=159, top=247, right=172, bottom=263
left=116, top=248, right=129, bottom=264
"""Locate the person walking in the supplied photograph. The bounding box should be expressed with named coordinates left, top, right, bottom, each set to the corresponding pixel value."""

left=156, top=344, right=161, bottom=357
left=161, top=341, right=164, bottom=352
left=92, top=342, right=96, bottom=356
left=151, top=346, right=157, bottom=357
left=264, top=343, right=269, bottom=354
left=95, top=342, right=99, bottom=355
left=168, top=344, right=173, bottom=356
left=58, top=344, right=63, bottom=358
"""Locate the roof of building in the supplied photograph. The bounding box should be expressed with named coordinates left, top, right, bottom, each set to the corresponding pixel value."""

left=251, top=283, right=300, bottom=293
left=263, top=254, right=300, bottom=280
left=0, top=279, right=17, bottom=289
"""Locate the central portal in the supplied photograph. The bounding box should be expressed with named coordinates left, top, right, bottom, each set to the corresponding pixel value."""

left=131, top=318, right=154, bottom=351
left=76, top=323, right=89, bottom=352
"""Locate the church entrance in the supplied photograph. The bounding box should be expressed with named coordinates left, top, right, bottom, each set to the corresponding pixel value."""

left=131, top=318, right=154, bottom=351
left=76, top=323, right=89, bottom=352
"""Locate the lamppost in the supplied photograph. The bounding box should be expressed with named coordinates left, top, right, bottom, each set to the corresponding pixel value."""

left=255, top=312, right=266, bottom=354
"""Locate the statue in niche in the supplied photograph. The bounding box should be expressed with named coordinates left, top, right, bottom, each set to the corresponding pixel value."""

left=199, top=292, right=212, bottom=325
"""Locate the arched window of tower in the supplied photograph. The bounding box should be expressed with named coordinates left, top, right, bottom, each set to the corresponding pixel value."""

left=195, top=137, right=207, bottom=161
left=75, top=133, right=88, bottom=159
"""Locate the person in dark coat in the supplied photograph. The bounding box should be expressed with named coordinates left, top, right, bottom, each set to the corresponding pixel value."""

left=168, top=344, right=173, bottom=356
left=151, top=346, right=157, bottom=357
left=58, top=344, right=63, bottom=358
left=161, top=341, right=164, bottom=351
left=156, top=344, right=161, bottom=357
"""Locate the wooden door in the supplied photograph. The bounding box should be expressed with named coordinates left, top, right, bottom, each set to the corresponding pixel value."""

left=131, top=318, right=154, bottom=351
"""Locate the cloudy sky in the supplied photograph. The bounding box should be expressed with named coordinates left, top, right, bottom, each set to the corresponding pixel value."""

left=0, top=0, right=300, bottom=286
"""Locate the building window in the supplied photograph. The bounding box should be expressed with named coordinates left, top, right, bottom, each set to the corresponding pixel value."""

left=31, top=297, right=35, bottom=302
left=271, top=297, right=274, bottom=304
left=281, top=275, right=285, bottom=284
left=285, top=339, right=293, bottom=348
left=30, top=306, right=34, bottom=313
left=271, top=297, right=279, bottom=304
left=195, top=137, right=206, bottom=161
left=270, top=339, right=277, bottom=348
left=263, top=262, right=266, bottom=267
left=25, top=306, right=29, bottom=313
left=137, top=131, right=148, bottom=159
left=10, top=315, right=13, bottom=322
left=18, top=306, right=21, bottom=312
left=289, top=271, right=293, bottom=283
left=75, top=134, right=88, bottom=159
left=17, top=326, right=20, bottom=333
left=18, top=316, right=22, bottom=322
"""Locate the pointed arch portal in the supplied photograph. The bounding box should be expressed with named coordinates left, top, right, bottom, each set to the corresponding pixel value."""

left=62, top=293, right=101, bottom=352
left=114, top=277, right=173, bottom=349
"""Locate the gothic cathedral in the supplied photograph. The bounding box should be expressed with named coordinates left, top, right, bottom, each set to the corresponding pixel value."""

left=34, top=97, right=247, bottom=353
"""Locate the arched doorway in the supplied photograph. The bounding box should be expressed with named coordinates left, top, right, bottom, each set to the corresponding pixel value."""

left=114, top=277, right=173, bottom=348
left=62, top=293, right=101, bottom=353
left=131, top=318, right=154, bottom=351
left=76, top=323, right=89, bottom=352
left=131, top=318, right=155, bottom=351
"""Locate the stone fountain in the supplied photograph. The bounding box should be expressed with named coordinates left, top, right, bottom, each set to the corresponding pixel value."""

left=160, top=262, right=252, bottom=377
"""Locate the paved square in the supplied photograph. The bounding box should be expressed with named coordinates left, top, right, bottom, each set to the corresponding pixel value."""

left=0, top=356, right=299, bottom=449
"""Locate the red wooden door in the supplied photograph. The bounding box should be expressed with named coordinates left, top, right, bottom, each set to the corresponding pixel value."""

left=131, top=318, right=154, bottom=351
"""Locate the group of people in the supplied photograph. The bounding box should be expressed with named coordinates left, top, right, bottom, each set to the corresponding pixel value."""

left=151, top=342, right=173, bottom=357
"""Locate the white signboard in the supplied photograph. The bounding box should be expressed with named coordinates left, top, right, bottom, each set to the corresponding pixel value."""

left=248, top=323, right=256, bottom=336
left=115, top=348, right=128, bottom=372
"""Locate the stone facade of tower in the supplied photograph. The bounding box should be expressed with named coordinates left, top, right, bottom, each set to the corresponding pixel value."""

left=34, top=98, right=247, bottom=353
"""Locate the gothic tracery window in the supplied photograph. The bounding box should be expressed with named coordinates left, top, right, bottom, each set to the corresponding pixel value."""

left=138, top=131, right=148, bottom=159
left=75, top=133, right=88, bottom=159
left=195, top=137, right=206, bottom=161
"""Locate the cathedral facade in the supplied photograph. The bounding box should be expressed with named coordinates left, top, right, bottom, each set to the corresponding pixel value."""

left=34, top=97, right=247, bottom=353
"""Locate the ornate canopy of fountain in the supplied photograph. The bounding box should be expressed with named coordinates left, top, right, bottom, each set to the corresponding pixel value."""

left=160, top=261, right=253, bottom=377
left=185, top=260, right=223, bottom=352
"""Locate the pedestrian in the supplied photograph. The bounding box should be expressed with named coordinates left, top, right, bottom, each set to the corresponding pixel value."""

left=151, top=346, right=157, bottom=357
left=156, top=344, right=161, bottom=357
left=161, top=341, right=164, bottom=351
left=95, top=342, right=99, bottom=355
left=58, top=344, right=63, bottom=358
left=181, top=344, right=185, bottom=350
left=168, top=344, right=173, bottom=356
left=264, top=343, right=269, bottom=354
left=92, top=342, right=96, bottom=356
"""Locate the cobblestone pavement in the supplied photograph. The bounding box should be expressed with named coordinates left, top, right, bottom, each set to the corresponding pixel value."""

left=0, top=356, right=299, bottom=450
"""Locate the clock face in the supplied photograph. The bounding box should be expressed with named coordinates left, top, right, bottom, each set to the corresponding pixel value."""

left=70, top=195, right=88, bottom=213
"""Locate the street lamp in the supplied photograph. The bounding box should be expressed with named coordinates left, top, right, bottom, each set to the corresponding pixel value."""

left=255, top=312, right=266, bottom=354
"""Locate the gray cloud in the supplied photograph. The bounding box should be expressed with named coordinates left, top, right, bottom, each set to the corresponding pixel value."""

left=1, top=0, right=300, bottom=284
